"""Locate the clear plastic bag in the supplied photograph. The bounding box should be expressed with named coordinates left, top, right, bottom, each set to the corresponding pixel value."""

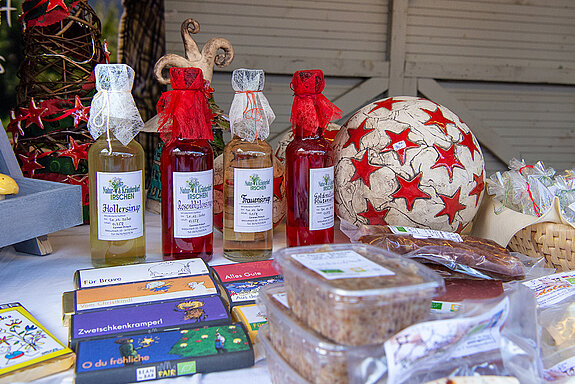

left=347, top=285, right=542, bottom=384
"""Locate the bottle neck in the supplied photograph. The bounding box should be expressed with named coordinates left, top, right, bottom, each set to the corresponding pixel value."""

left=294, top=123, right=322, bottom=139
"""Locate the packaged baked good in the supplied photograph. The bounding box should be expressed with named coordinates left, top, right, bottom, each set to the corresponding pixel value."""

left=258, top=284, right=373, bottom=384
left=259, top=325, right=310, bottom=384
left=273, top=243, right=445, bottom=346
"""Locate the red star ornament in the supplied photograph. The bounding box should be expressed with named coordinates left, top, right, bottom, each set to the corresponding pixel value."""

left=431, top=144, right=465, bottom=182
left=273, top=175, right=284, bottom=200
left=435, top=187, right=466, bottom=225
left=357, top=199, right=390, bottom=225
left=469, top=170, right=485, bottom=206
left=381, top=127, right=419, bottom=165
left=349, top=150, right=382, bottom=188
left=422, top=107, right=455, bottom=135
left=71, top=95, right=91, bottom=128
left=46, top=0, right=68, bottom=12
left=457, top=127, right=480, bottom=161
left=18, top=152, right=44, bottom=176
left=343, top=118, right=374, bottom=151
left=391, top=172, right=431, bottom=211
left=369, top=98, right=402, bottom=113
left=58, top=137, right=90, bottom=170
left=21, top=98, right=48, bottom=129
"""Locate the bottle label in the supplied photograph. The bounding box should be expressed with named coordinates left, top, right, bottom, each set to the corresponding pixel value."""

left=97, top=171, right=143, bottom=240
left=309, top=166, right=335, bottom=231
left=233, top=167, right=273, bottom=233
left=173, top=170, right=213, bottom=238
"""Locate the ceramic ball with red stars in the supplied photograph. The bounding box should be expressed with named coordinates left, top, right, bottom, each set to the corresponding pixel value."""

left=333, top=96, right=485, bottom=233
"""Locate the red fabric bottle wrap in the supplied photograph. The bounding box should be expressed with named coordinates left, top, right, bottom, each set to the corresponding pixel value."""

left=157, top=67, right=214, bottom=142
left=290, top=70, right=342, bottom=137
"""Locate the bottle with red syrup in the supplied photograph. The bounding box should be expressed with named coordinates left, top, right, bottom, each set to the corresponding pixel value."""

left=285, top=70, right=342, bottom=247
left=157, top=67, right=215, bottom=262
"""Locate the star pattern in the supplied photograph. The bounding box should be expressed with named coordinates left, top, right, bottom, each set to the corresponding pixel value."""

left=422, top=107, right=454, bottom=135
left=349, top=150, right=382, bottom=188
left=391, top=172, right=431, bottom=211
left=343, top=118, right=374, bottom=151
left=18, top=151, right=44, bottom=176
left=71, top=95, right=91, bottom=128
left=457, top=127, right=480, bottom=161
left=469, top=170, right=485, bottom=206
left=20, top=98, right=48, bottom=129
left=357, top=199, right=389, bottom=225
left=431, top=144, right=465, bottom=182
left=58, top=137, right=90, bottom=170
left=369, top=98, right=402, bottom=113
left=273, top=175, right=284, bottom=200
left=435, top=187, right=466, bottom=225
left=381, top=127, right=419, bottom=165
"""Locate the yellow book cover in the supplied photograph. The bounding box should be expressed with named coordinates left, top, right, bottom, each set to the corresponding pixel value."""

left=0, top=303, right=75, bottom=383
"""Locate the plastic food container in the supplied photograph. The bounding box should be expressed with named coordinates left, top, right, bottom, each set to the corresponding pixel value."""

left=259, top=324, right=311, bottom=384
left=258, top=284, right=372, bottom=384
left=273, top=243, right=445, bottom=346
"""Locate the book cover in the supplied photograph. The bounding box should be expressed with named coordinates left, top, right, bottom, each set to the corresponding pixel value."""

left=222, top=276, right=283, bottom=307
left=72, top=274, right=219, bottom=313
left=75, top=259, right=210, bottom=289
left=75, top=323, right=254, bottom=384
left=70, top=295, right=232, bottom=348
left=211, top=260, right=280, bottom=284
left=0, top=303, right=75, bottom=383
left=231, top=304, right=267, bottom=343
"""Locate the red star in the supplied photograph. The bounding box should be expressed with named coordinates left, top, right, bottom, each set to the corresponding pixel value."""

left=46, top=0, right=68, bottom=12
left=391, top=172, right=431, bottom=211
left=58, top=137, right=90, bottom=170
left=431, top=144, right=465, bottom=182
left=357, top=199, right=390, bottom=225
left=422, top=107, right=454, bottom=135
left=456, top=222, right=469, bottom=234
left=469, top=170, right=485, bottom=206
left=273, top=175, right=284, bottom=200
left=435, top=187, right=466, bottom=225
left=66, top=175, right=89, bottom=205
left=343, top=119, right=374, bottom=151
left=20, top=98, right=48, bottom=129
left=457, top=127, right=480, bottom=161
left=18, top=151, right=44, bottom=176
left=72, top=95, right=91, bottom=128
left=369, top=98, right=402, bottom=113
left=349, top=150, right=382, bottom=188
left=381, top=128, right=419, bottom=165
left=7, top=110, right=25, bottom=137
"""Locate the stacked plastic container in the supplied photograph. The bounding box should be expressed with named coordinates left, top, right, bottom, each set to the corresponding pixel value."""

left=258, top=243, right=445, bottom=384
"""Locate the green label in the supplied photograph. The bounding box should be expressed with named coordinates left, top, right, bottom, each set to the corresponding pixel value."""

left=250, top=321, right=266, bottom=331
left=430, top=302, right=443, bottom=310
left=565, top=277, right=575, bottom=284
left=177, top=361, right=196, bottom=376
left=320, top=269, right=344, bottom=274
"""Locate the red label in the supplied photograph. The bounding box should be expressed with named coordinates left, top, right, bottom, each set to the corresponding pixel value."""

left=213, top=260, right=280, bottom=283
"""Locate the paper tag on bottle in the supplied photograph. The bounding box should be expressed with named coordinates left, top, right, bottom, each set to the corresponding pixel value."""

left=291, top=250, right=395, bottom=280
left=97, top=170, right=143, bottom=240
left=172, top=170, right=213, bottom=238
left=389, top=225, right=463, bottom=242
left=233, top=167, right=273, bottom=233
left=309, top=166, right=335, bottom=231
left=385, top=297, right=510, bottom=384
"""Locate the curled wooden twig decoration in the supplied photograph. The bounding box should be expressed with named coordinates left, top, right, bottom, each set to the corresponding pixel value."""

left=153, top=18, right=234, bottom=84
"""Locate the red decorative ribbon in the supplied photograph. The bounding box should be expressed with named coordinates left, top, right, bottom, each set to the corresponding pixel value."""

left=157, top=67, right=214, bottom=142
left=518, top=164, right=541, bottom=216
left=236, top=90, right=263, bottom=143
left=290, top=70, right=342, bottom=137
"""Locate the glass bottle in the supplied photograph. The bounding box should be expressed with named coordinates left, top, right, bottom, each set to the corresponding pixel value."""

left=285, top=70, right=342, bottom=247
left=223, top=69, right=276, bottom=262
left=158, top=67, right=214, bottom=262
left=87, top=64, right=146, bottom=267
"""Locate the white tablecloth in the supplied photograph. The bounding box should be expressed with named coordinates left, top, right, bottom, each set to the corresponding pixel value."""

left=0, top=212, right=329, bottom=384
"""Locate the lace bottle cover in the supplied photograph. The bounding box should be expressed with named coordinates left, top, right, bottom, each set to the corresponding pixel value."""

left=229, top=69, right=275, bottom=142
left=87, top=64, right=144, bottom=146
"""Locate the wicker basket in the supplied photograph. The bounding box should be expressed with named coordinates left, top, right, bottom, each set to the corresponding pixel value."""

left=508, top=222, right=575, bottom=272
